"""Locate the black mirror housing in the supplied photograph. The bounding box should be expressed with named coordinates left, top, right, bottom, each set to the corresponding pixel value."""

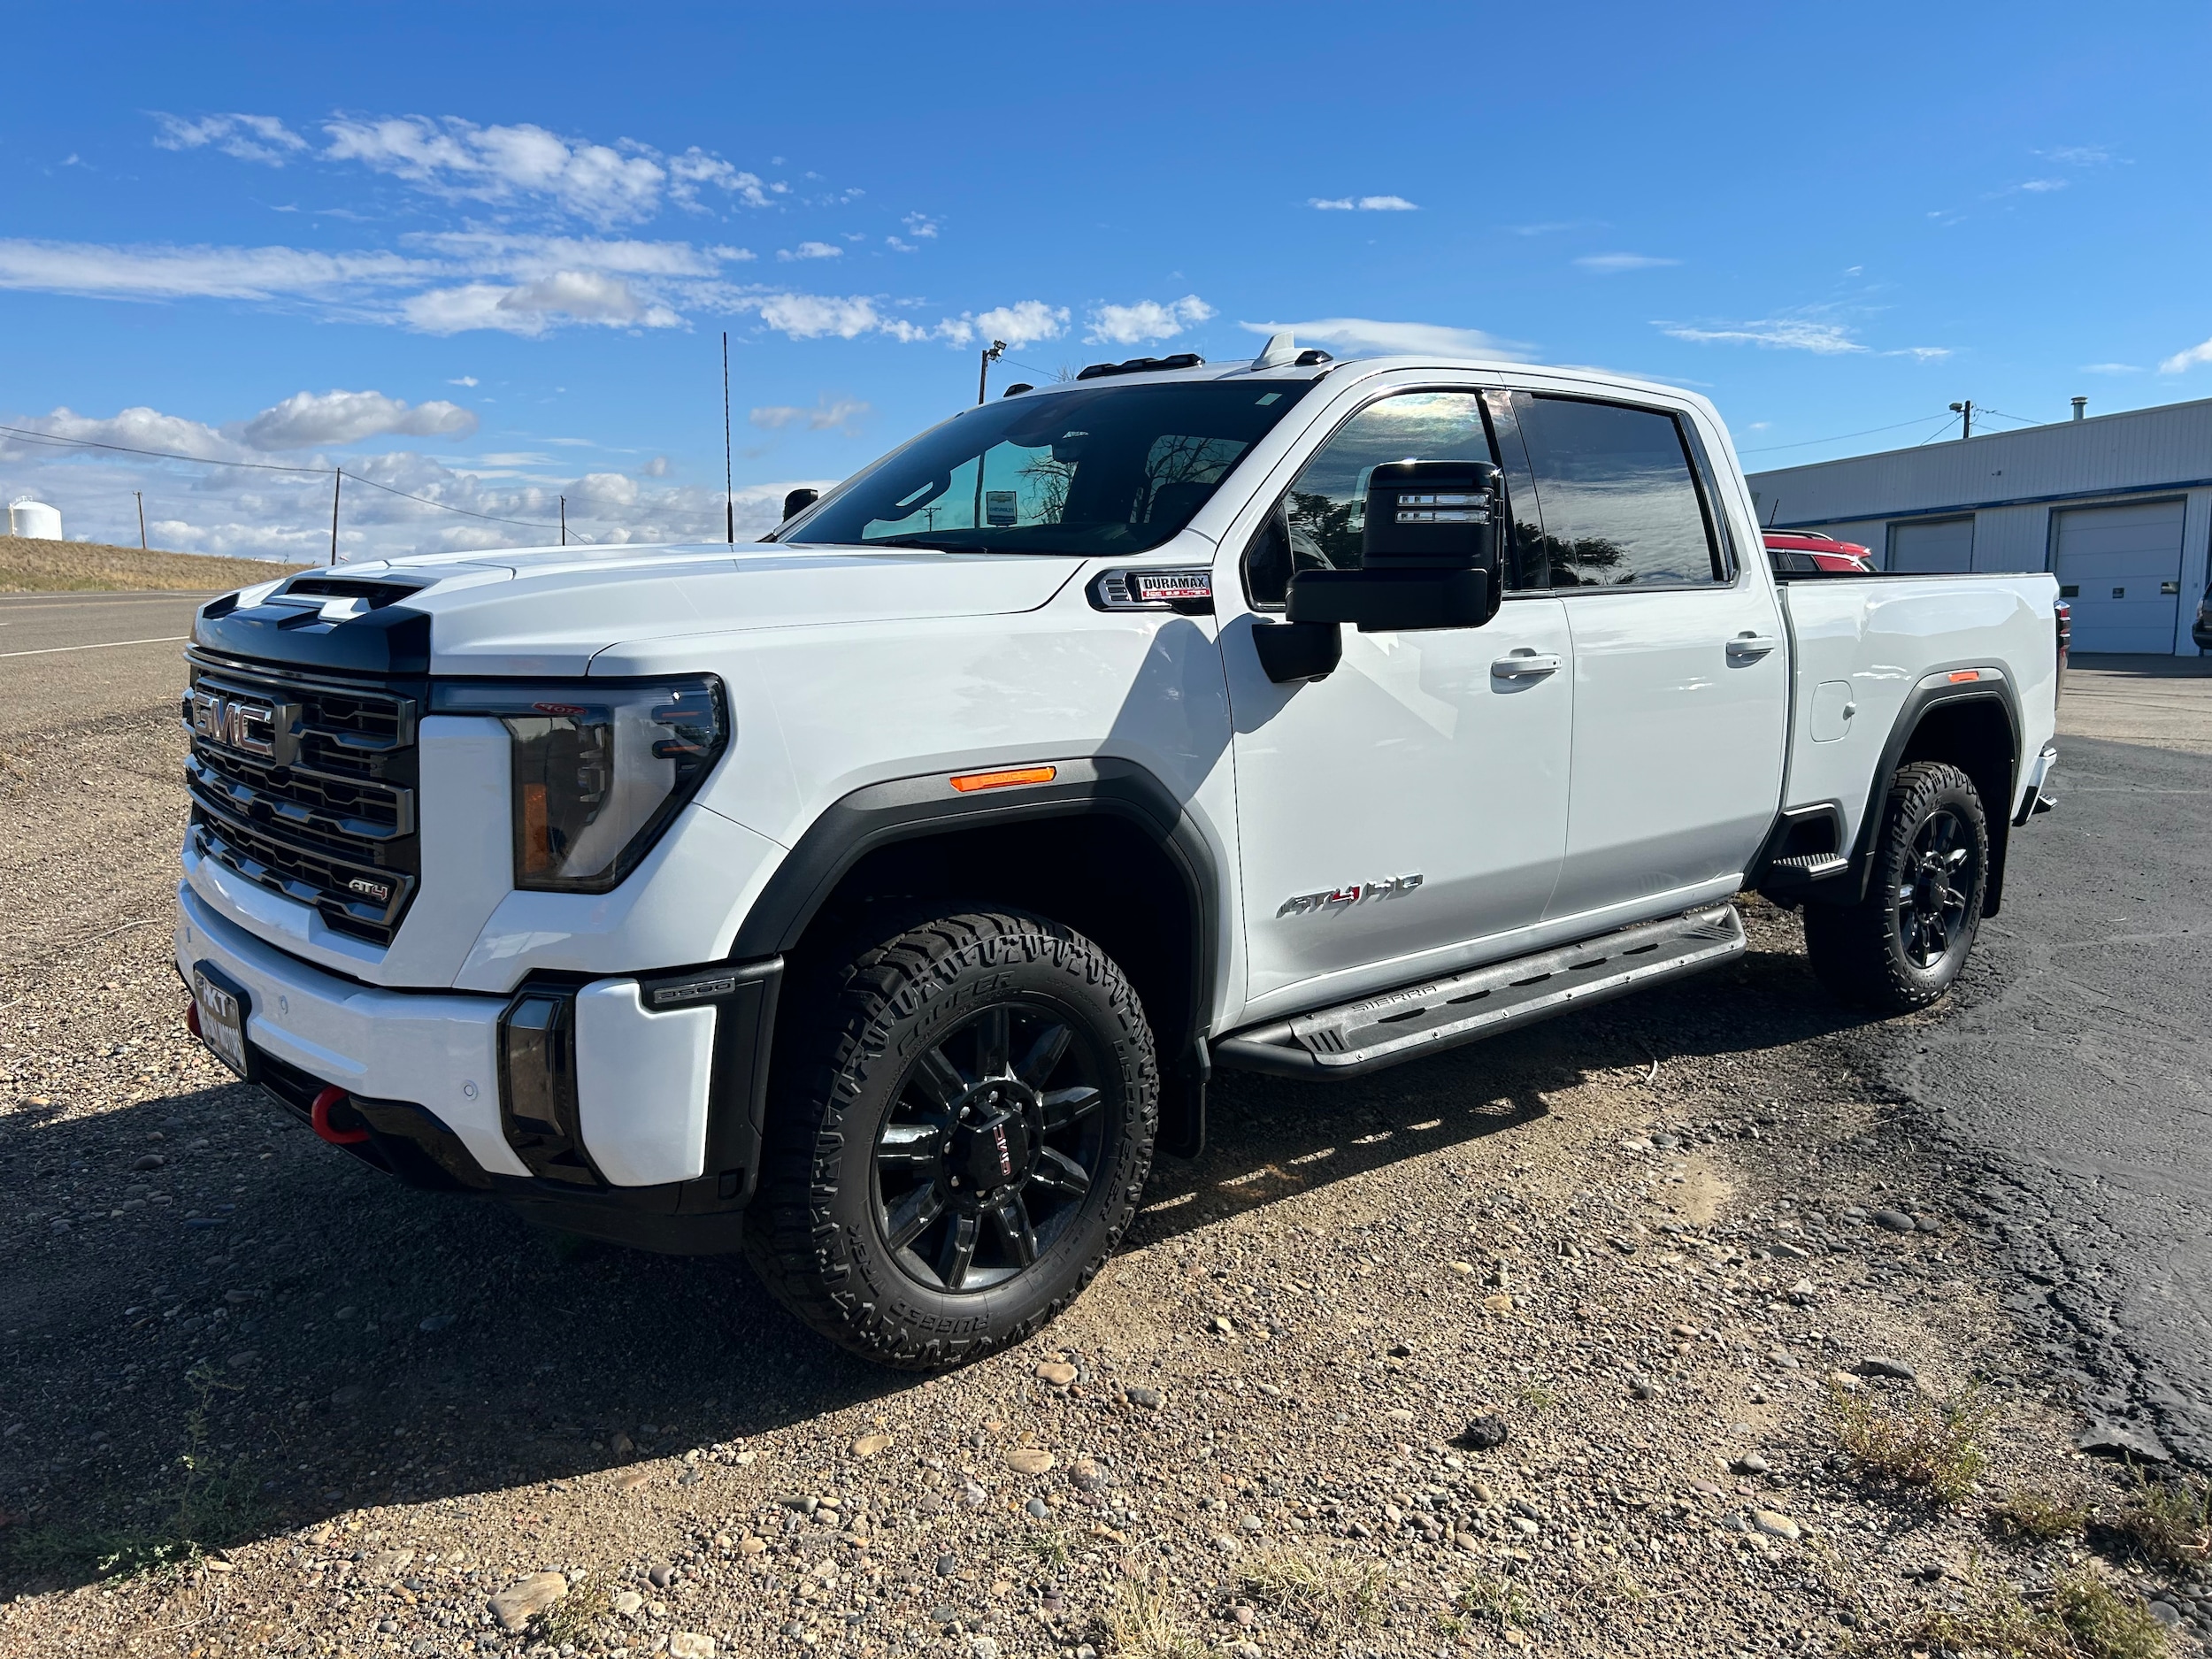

left=782, top=488, right=820, bottom=520
left=1283, top=460, right=1502, bottom=633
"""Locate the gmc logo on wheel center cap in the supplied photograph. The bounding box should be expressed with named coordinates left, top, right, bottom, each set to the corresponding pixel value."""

left=991, top=1123, right=1012, bottom=1179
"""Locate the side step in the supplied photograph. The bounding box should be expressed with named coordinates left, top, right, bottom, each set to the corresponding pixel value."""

left=1212, top=904, right=1746, bottom=1080
left=1763, top=851, right=1850, bottom=885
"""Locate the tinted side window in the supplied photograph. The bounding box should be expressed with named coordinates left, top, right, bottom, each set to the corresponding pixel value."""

left=1246, top=391, right=1532, bottom=607
left=1516, top=396, right=1721, bottom=587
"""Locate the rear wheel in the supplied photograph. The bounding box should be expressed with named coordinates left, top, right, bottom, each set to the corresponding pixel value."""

left=1803, top=761, right=1989, bottom=1012
left=744, top=910, right=1158, bottom=1370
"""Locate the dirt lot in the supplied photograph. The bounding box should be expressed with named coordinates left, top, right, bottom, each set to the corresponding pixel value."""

left=3, top=708, right=2208, bottom=1659
left=0, top=535, right=307, bottom=595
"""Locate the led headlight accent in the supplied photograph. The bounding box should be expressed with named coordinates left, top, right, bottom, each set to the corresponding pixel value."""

left=432, top=675, right=727, bottom=893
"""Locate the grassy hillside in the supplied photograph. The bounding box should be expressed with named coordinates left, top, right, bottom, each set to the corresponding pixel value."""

left=0, top=535, right=312, bottom=594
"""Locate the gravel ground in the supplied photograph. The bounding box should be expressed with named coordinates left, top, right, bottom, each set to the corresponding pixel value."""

left=3, top=708, right=2208, bottom=1659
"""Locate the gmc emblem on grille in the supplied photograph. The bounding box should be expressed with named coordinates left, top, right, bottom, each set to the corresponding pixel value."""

left=189, top=687, right=300, bottom=764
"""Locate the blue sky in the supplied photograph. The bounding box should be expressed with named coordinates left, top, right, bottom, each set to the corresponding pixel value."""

left=4, top=1, right=2208, bottom=562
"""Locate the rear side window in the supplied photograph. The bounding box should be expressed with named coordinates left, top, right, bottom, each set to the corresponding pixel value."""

left=1515, top=396, right=1723, bottom=587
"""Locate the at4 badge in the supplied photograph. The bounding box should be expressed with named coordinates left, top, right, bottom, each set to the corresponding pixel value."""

left=1277, top=873, right=1423, bottom=918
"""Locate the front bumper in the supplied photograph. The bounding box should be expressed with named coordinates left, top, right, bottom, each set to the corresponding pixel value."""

left=175, top=883, right=780, bottom=1252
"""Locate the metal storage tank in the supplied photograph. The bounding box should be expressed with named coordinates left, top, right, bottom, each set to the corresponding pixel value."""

left=7, top=498, right=63, bottom=540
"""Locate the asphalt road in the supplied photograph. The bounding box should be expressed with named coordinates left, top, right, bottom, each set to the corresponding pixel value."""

left=1845, top=653, right=2212, bottom=1465
left=0, top=590, right=208, bottom=741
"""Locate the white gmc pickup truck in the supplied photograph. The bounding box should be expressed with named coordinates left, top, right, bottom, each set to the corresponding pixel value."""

left=174, top=340, right=2062, bottom=1368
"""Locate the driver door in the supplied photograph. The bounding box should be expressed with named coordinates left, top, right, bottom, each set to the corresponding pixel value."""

left=1221, top=387, right=1574, bottom=1016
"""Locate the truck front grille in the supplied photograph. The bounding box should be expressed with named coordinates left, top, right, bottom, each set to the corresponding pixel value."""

left=182, top=650, right=420, bottom=946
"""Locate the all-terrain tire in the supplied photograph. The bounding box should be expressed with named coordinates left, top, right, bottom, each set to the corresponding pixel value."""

left=742, top=909, right=1158, bottom=1371
left=1802, top=761, right=1990, bottom=1013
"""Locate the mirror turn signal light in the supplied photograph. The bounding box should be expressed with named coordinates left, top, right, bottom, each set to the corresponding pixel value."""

left=949, top=764, right=1057, bottom=794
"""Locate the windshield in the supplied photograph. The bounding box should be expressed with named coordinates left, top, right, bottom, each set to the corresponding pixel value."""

left=782, top=378, right=1317, bottom=556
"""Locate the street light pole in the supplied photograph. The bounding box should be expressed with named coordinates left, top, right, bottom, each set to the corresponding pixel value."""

left=977, top=339, right=1007, bottom=405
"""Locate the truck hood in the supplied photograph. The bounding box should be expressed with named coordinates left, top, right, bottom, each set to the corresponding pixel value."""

left=210, top=541, right=1087, bottom=678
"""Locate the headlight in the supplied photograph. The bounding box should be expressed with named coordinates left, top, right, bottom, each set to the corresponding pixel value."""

left=430, top=675, right=727, bottom=893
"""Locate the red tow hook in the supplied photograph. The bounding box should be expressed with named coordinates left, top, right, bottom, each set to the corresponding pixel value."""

left=310, top=1086, right=372, bottom=1147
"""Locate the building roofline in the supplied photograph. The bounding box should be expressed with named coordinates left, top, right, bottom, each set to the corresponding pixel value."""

left=1747, top=392, right=2212, bottom=480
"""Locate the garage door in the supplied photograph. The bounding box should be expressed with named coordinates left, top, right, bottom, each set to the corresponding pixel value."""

left=1889, top=517, right=1974, bottom=573
left=2054, top=499, right=2185, bottom=655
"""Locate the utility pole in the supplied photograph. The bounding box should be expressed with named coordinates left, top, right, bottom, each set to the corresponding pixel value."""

left=329, top=469, right=342, bottom=565
left=722, top=331, right=735, bottom=545
left=134, top=491, right=146, bottom=550
left=977, top=338, right=1007, bottom=405
left=559, top=495, right=567, bottom=546
left=1948, top=400, right=1974, bottom=441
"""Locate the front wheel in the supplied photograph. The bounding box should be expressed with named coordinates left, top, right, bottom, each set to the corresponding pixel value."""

left=1802, top=761, right=1989, bottom=1012
left=744, top=910, right=1158, bottom=1370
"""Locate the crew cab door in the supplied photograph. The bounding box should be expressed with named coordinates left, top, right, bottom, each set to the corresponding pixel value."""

left=1497, top=390, right=1787, bottom=922
left=1219, top=386, right=1573, bottom=1015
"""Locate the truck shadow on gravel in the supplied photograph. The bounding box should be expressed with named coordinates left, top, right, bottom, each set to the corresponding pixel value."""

left=0, top=929, right=1878, bottom=1592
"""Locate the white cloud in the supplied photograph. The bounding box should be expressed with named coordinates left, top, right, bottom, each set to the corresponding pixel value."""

left=1575, top=252, right=1679, bottom=274
left=1658, top=318, right=1867, bottom=354
left=2081, top=362, right=2142, bottom=374
left=2038, top=145, right=2119, bottom=165
left=402, top=271, right=681, bottom=336
left=2159, top=338, right=2212, bottom=374
left=778, top=241, right=843, bottom=261
left=1885, top=346, right=1953, bottom=362
left=1238, top=317, right=1528, bottom=360
left=0, top=238, right=430, bottom=301
left=940, top=300, right=1069, bottom=349
left=2016, top=178, right=2068, bottom=193
left=902, top=213, right=940, bottom=239
left=667, top=149, right=772, bottom=209
left=449, top=375, right=479, bottom=387
left=239, top=390, right=478, bottom=449
left=153, top=112, right=309, bottom=165
left=1310, top=195, right=1418, bottom=211
left=321, top=115, right=671, bottom=227
left=749, top=396, right=871, bottom=434
left=752, top=292, right=888, bottom=340
left=1087, top=295, right=1215, bottom=346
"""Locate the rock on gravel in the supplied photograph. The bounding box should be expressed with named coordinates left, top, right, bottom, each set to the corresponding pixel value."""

left=1752, top=1510, right=1801, bottom=1540
left=669, top=1635, right=717, bottom=1659
left=488, top=1571, right=567, bottom=1633
left=849, top=1431, right=893, bottom=1458
left=2077, top=1422, right=2173, bottom=1463
left=1458, top=1414, right=1509, bottom=1449
left=1003, top=1447, right=1055, bottom=1475
left=1870, top=1209, right=1918, bottom=1233
left=1856, top=1356, right=1917, bottom=1380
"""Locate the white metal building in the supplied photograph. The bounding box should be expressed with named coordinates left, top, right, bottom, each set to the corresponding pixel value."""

left=1747, top=398, right=2212, bottom=655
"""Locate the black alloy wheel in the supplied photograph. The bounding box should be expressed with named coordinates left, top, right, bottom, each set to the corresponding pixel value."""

left=744, top=909, right=1158, bottom=1370
left=1895, top=805, right=1978, bottom=969
left=872, top=1002, right=1108, bottom=1294
left=1802, top=760, right=1990, bottom=1012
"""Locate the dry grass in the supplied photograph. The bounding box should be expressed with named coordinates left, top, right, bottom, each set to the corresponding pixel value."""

left=1104, top=1574, right=1206, bottom=1659
left=1453, top=1568, right=1541, bottom=1638
left=535, top=1571, right=612, bottom=1645
left=1874, top=1563, right=2167, bottom=1659
left=1831, top=1377, right=1998, bottom=1502
left=2109, top=1470, right=2212, bottom=1576
left=1990, top=1486, right=2090, bottom=1544
left=0, top=534, right=308, bottom=594
left=1240, top=1547, right=1386, bottom=1638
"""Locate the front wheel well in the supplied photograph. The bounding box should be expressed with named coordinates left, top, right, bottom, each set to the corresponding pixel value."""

left=782, top=814, right=1202, bottom=1062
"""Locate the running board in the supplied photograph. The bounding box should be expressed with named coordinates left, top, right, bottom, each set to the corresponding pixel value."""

left=1212, top=904, right=1747, bottom=1080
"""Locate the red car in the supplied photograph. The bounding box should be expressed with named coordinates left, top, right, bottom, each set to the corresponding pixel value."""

left=1764, top=531, right=1875, bottom=575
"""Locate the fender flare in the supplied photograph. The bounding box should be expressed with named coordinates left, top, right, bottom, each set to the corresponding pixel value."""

left=1845, top=670, right=2022, bottom=912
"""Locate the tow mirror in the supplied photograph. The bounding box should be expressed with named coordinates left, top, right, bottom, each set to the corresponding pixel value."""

left=1286, top=460, right=1502, bottom=632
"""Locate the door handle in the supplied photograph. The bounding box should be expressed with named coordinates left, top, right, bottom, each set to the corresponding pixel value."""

left=1492, top=651, right=1563, bottom=679
left=1726, top=633, right=1779, bottom=659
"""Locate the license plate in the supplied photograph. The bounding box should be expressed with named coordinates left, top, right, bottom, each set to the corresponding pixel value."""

left=190, top=962, right=254, bottom=1080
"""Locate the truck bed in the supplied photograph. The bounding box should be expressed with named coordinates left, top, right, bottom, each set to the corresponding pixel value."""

left=1778, top=572, right=2062, bottom=853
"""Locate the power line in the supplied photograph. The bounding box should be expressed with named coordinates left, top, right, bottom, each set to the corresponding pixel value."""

left=1739, top=412, right=1957, bottom=456
left=0, top=421, right=329, bottom=473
